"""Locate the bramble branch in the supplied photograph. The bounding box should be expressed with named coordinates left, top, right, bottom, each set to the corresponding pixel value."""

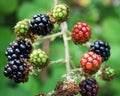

left=61, top=22, right=71, bottom=73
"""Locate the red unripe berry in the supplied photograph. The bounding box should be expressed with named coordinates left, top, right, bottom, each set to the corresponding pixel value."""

left=80, top=52, right=102, bottom=74
left=71, top=22, right=91, bottom=44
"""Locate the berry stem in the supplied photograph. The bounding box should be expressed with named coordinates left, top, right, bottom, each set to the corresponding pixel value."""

left=50, top=59, right=65, bottom=65
left=42, top=32, right=63, bottom=40
left=61, top=22, right=71, bottom=73
left=94, top=68, right=102, bottom=78
left=32, top=32, right=63, bottom=48
left=82, top=42, right=91, bottom=48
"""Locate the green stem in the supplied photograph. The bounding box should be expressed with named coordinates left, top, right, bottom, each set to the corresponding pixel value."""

left=82, top=42, right=91, bottom=48
left=50, top=59, right=65, bottom=65
left=42, top=32, right=63, bottom=40
left=61, top=22, right=71, bottom=73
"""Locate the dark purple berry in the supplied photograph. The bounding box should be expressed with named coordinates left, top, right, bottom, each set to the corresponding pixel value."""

left=5, top=40, right=32, bottom=61
left=30, top=14, right=53, bottom=36
left=90, top=40, right=110, bottom=62
left=3, top=59, right=28, bottom=83
left=79, top=78, right=99, bottom=96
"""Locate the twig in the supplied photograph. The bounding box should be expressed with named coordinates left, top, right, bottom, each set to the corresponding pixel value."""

left=67, top=36, right=71, bottom=41
left=32, top=32, right=63, bottom=47
left=42, top=32, right=63, bottom=40
left=82, top=42, right=91, bottom=48
left=61, top=22, right=71, bottom=73
left=50, top=59, right=65, bottom=64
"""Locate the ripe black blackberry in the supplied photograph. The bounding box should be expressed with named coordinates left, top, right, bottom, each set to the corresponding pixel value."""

left=5, top=40, right=32, bottom=61
left=4, top=59, right=29, bottom=83
left=90, top=40, right=110, bottom=62
left=79, top=78, right=99, bottom=96
left=30, top=14, right=53, bottom=36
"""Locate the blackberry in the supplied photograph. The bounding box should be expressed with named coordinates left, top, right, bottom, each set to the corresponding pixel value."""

left=30, top=49, right=48, bottom=68
left=79, top=78, right=99, bottom=96
left=101, top=66, right=116, bottom=81
left=30, top=14, right=53, bottom=36
left=90, top=40, right=110, bottom=61
left=80, top=52, right=102, bottom=74
left=71, top=22, right=91, bottom=44
left=51, top=4, right=69, bottom=22
left=14, top=19, right=30, bottom=36
left=5, top=40, right=32, bottom=61
left=4, top=59, right=29, bottom=83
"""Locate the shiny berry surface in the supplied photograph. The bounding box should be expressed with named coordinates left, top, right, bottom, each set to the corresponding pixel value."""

left=80, top=52, right=102, bottom=74
left=4, top=59, right=28, bottom=83
left=90, top=40, right=110, bottom=62
left=79, top=78, right=99, bottom=96
left=5, top=40, right=32, bottom=61
left=30, top=14, right=53, bottom=36
left=72, top=22, right=91, bottom=44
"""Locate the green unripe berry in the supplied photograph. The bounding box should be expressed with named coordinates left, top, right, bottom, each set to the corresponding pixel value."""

left=101, top=66, right=115, bottom=81
left=51, top=4, right=69, bottom=22
left=14, top=19, right=30, bottom=36
left=30, top=49, right=48, bottom=68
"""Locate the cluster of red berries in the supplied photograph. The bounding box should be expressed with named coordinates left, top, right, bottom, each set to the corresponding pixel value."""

left=71, top=22, right=114, bottom=96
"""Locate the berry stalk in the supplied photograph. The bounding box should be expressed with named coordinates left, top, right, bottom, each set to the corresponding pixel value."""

left=50, top=59, right=65, bottom=65
left=61, top=22, right=71, bottom=73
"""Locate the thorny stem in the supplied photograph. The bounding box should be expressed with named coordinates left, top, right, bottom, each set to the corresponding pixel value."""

left=61, top=22, right=71, bottom=73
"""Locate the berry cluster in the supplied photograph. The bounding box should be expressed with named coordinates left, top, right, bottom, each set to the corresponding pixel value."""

left=5, top=40, right=32, bottom=61
left=71, top=21, right=114, bottom=96
left=4, top=39, right=32, bottom=83
left=72, top=22, right=91, bottom=44
left=101, top=66, right=115, bottom=81
left=4, top=59, right=29, bottom=83
left=51, top=4, right=69, bottom=22
left=14, top=19, right=30, bottom=36
left=4, top=4, right=69, bottom=83
left=3, top=2, right=115, bottom=96
left=90, top=40, right=110, bottom=62
left=80, top=52, right=102, bottom=74
left=30, top=49, right=48, bottom=68
left=30, top=14, right=53, bottom=36
left=79, top=78, right=99, bottom=96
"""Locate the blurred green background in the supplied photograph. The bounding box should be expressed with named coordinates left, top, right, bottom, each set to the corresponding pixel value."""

left=0, top=0, right=120, bottom=96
